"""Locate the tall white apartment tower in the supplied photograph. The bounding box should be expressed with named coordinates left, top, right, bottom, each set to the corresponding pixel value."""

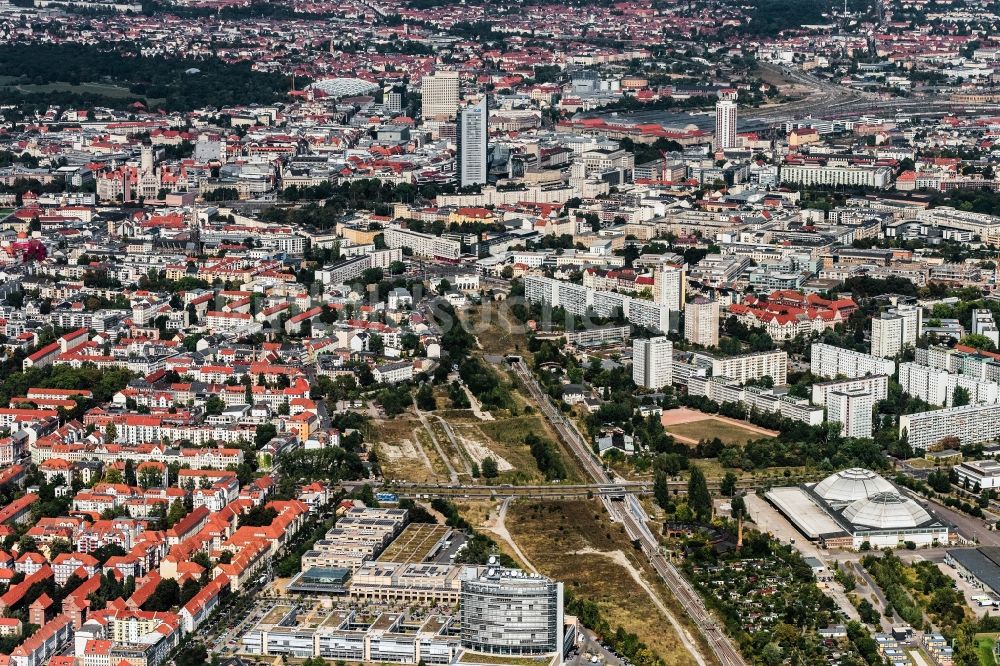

left=871, top=304, right=922, bottom=358
left=421, top=70, right=460, bottom=120
left=714, top=89, right=738, bottom=150
left=458, top=98, right=488, bottom=187
left=633, top=336, right=673, bottom=389
left=653, top=263, right=685, bottom=311
left=685, top=297, right=720, bottom=347
left=827, top=388, right=875, bottom=439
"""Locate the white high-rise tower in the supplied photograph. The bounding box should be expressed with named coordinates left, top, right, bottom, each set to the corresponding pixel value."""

left=458, top=98, right=488, bottom=187
left=633, top=337, right=673, bottom=390
left=715, top=88, right=738, bottom=150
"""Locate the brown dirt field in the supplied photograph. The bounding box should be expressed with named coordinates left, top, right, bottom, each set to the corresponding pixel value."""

left=660, top=407, right=779, bottom=436
left=506, top=500, right=703, bottom=666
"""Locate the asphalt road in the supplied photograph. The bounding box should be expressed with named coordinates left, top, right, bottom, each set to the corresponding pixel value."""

left=923, top=496, right=1000, bottom=547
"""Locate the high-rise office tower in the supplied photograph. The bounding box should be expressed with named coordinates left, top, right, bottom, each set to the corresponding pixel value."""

left=633, top=336, right=673, bottom=389
left=715, top=88, right=738, bottom=150
left=685, top=297, right=720, bottom=347
left=460, top=565, right=563, bottom=656
left=421, top=70, right=460, bottom=120
left=457, top=98, right=488, bottom=187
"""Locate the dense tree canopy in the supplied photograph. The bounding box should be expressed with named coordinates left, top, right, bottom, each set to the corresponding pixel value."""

left=0, top=43, right=293, bottom=112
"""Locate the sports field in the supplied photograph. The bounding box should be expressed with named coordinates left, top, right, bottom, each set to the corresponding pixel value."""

left=660, top=407, right=777, bottom=445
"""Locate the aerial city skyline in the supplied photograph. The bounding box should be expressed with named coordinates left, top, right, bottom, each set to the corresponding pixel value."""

left=1, top=0, right=1000, bottom=665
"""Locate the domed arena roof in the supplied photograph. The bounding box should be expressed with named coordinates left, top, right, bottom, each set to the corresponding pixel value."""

left=311, top=78, right=380, bottom=98
left=842, top=492, right=932, bottom=529
left=813, top=468, right=897, bottom=503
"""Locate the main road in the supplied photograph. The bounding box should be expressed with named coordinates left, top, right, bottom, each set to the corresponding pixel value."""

left=510, top=361, right=747, bottom=666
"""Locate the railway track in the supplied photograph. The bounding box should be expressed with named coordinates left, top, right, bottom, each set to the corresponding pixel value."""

left=510, top=361, right=748, bottom=666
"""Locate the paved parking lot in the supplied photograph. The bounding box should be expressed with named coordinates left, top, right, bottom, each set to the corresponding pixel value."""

left=565, top=627, right=624, bottom=666
left=936, top=561, right=995, bottom=618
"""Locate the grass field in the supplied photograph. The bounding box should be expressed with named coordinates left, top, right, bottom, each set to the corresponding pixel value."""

left=478, top=415, right=547, bottom=446
left=374, top=407, right=583, bottom=485
left=1, top=80, right=166, bottom=107
left=977, top=637, right=997, bottom=666
left=12, top=81, right=134, bottom=97
left=464, top=303, right=531, bottom=359
left=904, top=458, right=941, bottom=469
left=506, top=500, right=701, bottom=666
left=477, top=414, right=583, bottom=483
left=7, top=80, right=163, bottom=101
left=666, top=418, right=774, bottom=445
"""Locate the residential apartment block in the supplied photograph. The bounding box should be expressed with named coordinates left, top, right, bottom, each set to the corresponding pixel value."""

left=684, top=297, right=719, bottom=347
left=707, top=350, right=788, bottom=386
left=632, top=337, right=672, bottom=390
left=811, top=375, right=889, bottom=407
left=870, top=305, right=922, bottom=358
left=899, top=361, right=1000, bottom=407
left=900, top=403, right=1000, bottom=451
left=827, top=388, right=875, bottom=439
left=810, top=343, right=896, bottom=379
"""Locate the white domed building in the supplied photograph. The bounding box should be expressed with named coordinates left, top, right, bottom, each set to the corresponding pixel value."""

left=766, top=468, right=952, bottom=550
left=812, top=468, right=897, bottom=505
left=310, top=78, right=380, bottom=99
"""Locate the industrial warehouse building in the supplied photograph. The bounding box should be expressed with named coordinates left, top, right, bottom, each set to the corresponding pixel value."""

left=765, top=468, right=952, bottom=549
left=946, top=547, right=1000, bottom=597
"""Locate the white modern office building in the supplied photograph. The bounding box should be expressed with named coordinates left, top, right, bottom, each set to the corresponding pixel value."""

left=421, top=70, right=460, bottom=120
left=460, top=565, right=564, bottom=657
left=633, top=337, right=673, bottom=390
left=954, top=460, right=1000, bottom=490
